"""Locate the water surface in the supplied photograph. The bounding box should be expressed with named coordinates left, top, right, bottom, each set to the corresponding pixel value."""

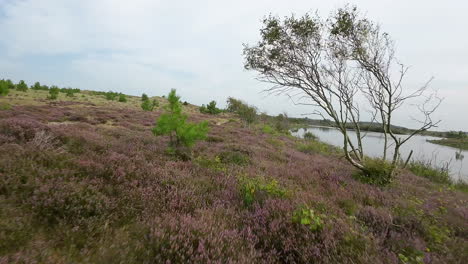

left=293, top=126, right=468, bottom=182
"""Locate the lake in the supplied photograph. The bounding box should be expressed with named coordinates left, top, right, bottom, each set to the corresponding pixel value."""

left=293, top=126, right=468, bottom=182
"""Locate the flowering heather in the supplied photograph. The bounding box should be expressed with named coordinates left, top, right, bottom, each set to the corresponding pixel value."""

left=0, top=93, right=467, bottom=263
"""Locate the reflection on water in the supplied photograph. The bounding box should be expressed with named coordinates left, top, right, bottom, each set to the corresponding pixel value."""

left=293, top=126, right=468, bottom=182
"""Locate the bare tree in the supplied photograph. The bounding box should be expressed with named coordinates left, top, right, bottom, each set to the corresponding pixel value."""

left=243, top=6, right=441, bottom=181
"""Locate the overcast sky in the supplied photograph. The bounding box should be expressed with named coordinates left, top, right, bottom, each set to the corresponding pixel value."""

left=0, top=0, right=466, bottom=131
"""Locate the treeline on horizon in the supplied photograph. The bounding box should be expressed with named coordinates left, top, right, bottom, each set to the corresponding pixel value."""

left=2, top=78, right=466, bottom=138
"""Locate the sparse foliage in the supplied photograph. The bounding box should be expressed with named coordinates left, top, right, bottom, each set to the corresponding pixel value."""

left=226, top=97, right=257, bottom=125
left=243, top=6, right=441, bottom=182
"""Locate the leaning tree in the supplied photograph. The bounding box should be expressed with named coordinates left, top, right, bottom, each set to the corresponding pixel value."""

left=243, top=6, right=441, bottom=180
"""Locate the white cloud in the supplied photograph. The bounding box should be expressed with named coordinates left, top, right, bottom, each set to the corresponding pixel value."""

left=0, top=0, right=467, bottom=130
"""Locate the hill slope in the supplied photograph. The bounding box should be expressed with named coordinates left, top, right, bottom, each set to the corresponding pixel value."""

left=0, top=90, right=467, bottom=263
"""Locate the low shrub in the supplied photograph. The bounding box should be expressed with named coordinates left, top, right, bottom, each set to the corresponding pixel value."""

left=407, top=160, right=451, bottom=184
left=199, top=100, right=222, bottom=115
left=303, top=131, right=317, bottom=140
left=291, top=205, right=324, bottom=232
left=261, top=124, right=276, bottom=134
left=141, top=99, right=158, bottom=111
left=118, top=93, right=127, bottom=102
left=238, top=175, right=288, bottom=206
left=48, top=87, right=60, bottom=100
left=219, top=150, right=250, bottom=166
left=353, top=158, right=394, bottom=186
left=296, top=140, right=336, bottom=155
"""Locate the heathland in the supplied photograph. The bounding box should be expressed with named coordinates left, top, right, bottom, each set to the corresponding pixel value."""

left=0, top=88, right=467, bottom=263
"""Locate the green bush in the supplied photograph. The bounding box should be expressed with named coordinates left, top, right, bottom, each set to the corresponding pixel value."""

left=16, top=80, right=28, bottom=92
left=153, top=89, right=209, bottom=157
left=118, top=93, right=127, bottom=102
left=407, top=160, right=450, bottom=184
left=200, top=101, right=221, bottom=115
left=0, top=80, right=9, bottom=96
left=261, top=124, right=276, bottom=134
left=105, top=91, right=119, bottom=101
left=218, top=150, right=250, bottom=166
left=32, top=81, right=42, bottom=90
left=48, top=87, right=60, bottom=100
left=226, top=97, right=257, bottom=125
left=238, top=175, right=287, bottom=206
left=353, top=158, right=393, bottom=186
left=303, top=132, right=317, bottom=140
left=292, top=205, right=324, bottom=232
left=141, top=95, right=158, bottom=111
left=296, top=140, right=336, bottom=155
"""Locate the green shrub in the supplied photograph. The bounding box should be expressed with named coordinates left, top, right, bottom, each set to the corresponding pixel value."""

left=200, top=100, right=221, bottom=114
left=118, top=93, right=127, bottom=102
left=48, top=87, right=60, bottom=100
left=292, top=205, right=324, bottom=232
left=303, top=132, right=317, bottom=140
left=153, top=89, right=209, bottom=157
left=261, top=124, right=276, bottom=134
left=296, top=140, right=336, bottom=155
left=16, top=80, right=28, bottom=92
left=226, top=97, right=257, bottom=125
left=141, top=98, right=158, bottom=111
left=141, top=93, right=149, bottom=101
left=195, top=156, right=226, bottom=173
left=407, top=160, right=450, bottom=184
left=65, top=89, right=75, bottom=97
left=218, top=150, right=250, bottom=166
left=105, top=91, right=118, bottom=101
left=32, top=82, right=41, bottom=90
left=238, top=175, right=287, bottom=206
left=0, top=80, right=9, bottom=96
left=353, top=158, right=393, bottom=186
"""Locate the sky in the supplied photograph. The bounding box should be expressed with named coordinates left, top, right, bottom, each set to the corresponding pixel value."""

left=0, top=0, right=466, bottom=131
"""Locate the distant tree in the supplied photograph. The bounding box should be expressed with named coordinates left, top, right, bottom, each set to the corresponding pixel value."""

left=40, top=85, right=49, bottom=90
left=48, top=87, right=60, bottom=100
left=5, top=79, right=15, bottom=90
left=0, top=80, right=9, bottom=96
left=16, top=80, right=28, bottom=92
left=200, top=100, right=221, bottom=114
left=105, top=91, right=118, bottom=101
left=206, top=101, right=221, bottom=114
left=227, top=97, right=257, bottom=125
left=32, top=82, right=41, bottom=90
left=65, top=89, right=75, bottom=97
left=118, top=93, right=127, bottom=102
left=153, top=89, right=209, bottom=158
left=274, top=113, right=290, bottom=133
left=142, top=93, right=149, bottom=101
left=243, top=6, right=441, bottom=181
